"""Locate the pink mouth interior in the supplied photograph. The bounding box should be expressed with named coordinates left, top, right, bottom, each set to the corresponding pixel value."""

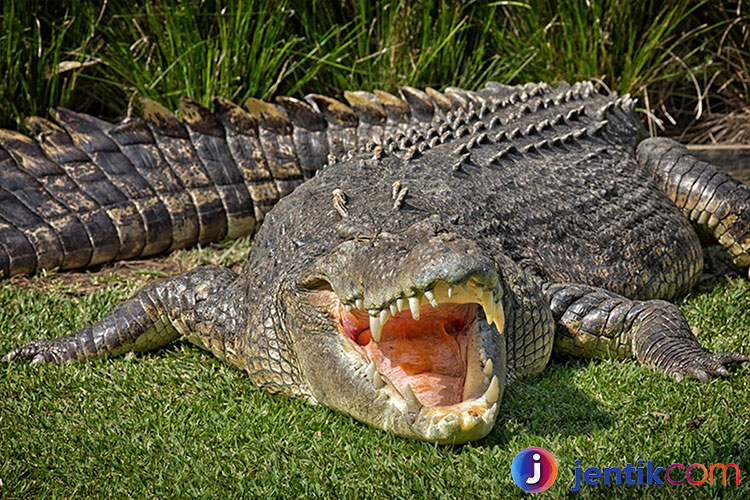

left=340, top=303, right=476, bottom=407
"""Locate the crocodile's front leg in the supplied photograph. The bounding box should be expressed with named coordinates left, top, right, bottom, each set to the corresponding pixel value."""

left=543, top=283, right=749, bottom=382
left=3, top=266, right=242, bottom=365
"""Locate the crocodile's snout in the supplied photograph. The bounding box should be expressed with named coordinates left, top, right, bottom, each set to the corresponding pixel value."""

left=290, top=226, right=507, bottom=443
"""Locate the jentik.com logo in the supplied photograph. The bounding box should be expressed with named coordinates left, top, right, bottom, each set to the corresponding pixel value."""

left=511, top=447, right=558, bottom=493
left=571, top=460, right=741, bottom=492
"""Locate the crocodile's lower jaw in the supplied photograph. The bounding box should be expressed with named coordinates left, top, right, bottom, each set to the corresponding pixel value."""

left=320, top=280, right=504, bottom=443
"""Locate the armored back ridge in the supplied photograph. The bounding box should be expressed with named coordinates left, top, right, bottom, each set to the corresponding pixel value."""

left=0, top=82, right=539, bottom=278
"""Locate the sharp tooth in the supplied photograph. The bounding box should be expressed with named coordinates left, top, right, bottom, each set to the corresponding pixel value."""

left=408, top=296, right=420, bottom=320
left=396, top=298, right=405, bottom=312
left=403, top=384, right=422, bottom=412
left=483, top=358, right=493, bottom=377
left=379, top=309, right=390, bottom=325
left=366, top=361, right=376, bottom=380
left=344, top=303, right=352, bottom=312
left=369, top=315, right=383, bottom=342
left=479, top=350, right=488, bottom=363
left=447, top=286, right=453, bottom=298
left=482, top=295, right=497, bottom=326
left=389, top=303, right=398, bottom=316
left=424, top=290, right=438, bottom=308
left=355, top=298, right=363, bottom=310
left=484, top=375, right=500, bottom=404
left=373, top=371, right=385, bottom=389
left=494, top=302, right=505, bottom=334
left=483, top=403, right=498, bottom=424
left=484, top=303, right=494, bottom=325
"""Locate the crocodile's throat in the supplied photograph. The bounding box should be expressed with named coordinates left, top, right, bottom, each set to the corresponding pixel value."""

left=343, top=303, right=474, bottom=407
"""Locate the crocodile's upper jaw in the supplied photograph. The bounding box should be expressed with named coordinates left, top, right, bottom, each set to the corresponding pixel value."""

left=298, top=276, right=505, bottom=444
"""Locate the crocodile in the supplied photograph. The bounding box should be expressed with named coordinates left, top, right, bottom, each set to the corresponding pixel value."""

left=2, top=81, right=749, bottom=443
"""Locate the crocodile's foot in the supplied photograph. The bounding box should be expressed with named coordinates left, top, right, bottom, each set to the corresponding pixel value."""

left=666, top=351, right=750, bottom=383
left=632, top=300, right=750, bottom=383
left=3, top=339, right=69, bottom=364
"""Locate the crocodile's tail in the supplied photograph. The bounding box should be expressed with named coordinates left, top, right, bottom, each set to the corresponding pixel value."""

left=0, top=81, right=563, bottom=278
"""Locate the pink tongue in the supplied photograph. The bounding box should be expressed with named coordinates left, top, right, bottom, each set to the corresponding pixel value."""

left=362, top=319, right=467, bottom=407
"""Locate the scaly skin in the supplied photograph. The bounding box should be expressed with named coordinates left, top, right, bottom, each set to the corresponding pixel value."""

left=0, top=84, right=450, bottom=277
left=3, top=81, right=750, bottom=443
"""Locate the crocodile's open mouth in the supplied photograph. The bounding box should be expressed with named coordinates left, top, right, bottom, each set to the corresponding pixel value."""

left=342, top=301, right=475, bottom=407
left=311, top=278, right=505, bottom=442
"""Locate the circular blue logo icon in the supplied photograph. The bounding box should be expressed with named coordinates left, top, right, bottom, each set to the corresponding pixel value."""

left=511, top=447, right=558, bottom=493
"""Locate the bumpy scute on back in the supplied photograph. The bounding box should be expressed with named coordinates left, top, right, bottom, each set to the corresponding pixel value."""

left=0, top=82, right=464, bottom=278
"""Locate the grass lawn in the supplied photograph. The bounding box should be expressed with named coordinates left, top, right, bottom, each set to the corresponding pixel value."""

left=0, top=239, right=748, bottom=499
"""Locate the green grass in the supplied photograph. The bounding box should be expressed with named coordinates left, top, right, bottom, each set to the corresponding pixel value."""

left=1, top=242, right=748, bottom=499
left=1, top=0, right=745, bottom=136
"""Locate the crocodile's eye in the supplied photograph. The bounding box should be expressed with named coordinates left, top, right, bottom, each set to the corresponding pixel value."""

left=298, top=276, right=333, bottom=293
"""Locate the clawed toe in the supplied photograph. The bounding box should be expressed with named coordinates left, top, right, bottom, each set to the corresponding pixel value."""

left=669, top=351, right=749, bottom=383
left=3, top=345, right=30, bottom=363
left=3, top=346, right=25, bottom=363
left=3, top=340, right=58, bottom=364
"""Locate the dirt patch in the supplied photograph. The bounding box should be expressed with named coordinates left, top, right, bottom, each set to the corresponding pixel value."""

left=7, top=235, right=254, bottom=295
